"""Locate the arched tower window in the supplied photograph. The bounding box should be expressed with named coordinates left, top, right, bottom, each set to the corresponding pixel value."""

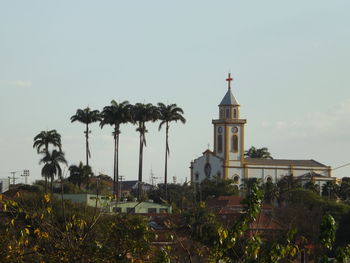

left=233, top=109, right=237, bottom=119
left=218, top=135, right=223, bottom=153
left=225, top=108, right=230, bottom=119
left=231, top=135, right=238, bottom=153
left=233, top=175, right=239, bottom=184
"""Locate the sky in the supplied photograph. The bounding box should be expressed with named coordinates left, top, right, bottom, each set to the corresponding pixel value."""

left=1, top=0, right=350, bottom=185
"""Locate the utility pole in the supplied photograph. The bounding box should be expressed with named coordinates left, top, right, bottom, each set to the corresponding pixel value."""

left=119, top=175, right=124, bottom=200
left=9, top=171, right=21, bottom=185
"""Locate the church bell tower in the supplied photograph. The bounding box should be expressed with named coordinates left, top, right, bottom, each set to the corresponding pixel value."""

left=212, top=74, right=246, bottom=179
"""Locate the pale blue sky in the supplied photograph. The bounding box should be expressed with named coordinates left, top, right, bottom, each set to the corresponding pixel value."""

left=1, top=0, right=350, bottom=184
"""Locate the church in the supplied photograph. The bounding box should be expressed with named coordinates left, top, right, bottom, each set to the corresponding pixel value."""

left=190, top=74, right=335, bottom=189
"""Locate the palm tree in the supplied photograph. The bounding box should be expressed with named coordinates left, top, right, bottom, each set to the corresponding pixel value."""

left=71, top=107, right=101, bottom=166
left=158, top=103, right=186, bottom=200
left=68, top=162, right=93, bottom=190
left=100, top=100, right=131, bottom=199
left=40, top=150, right=67, bottom=193
left=33, top=130, right=62, bottom=192
left=33, top=130, right=62, bottom=153
left=245, top=146, right=273, bottom=159
left=322, top=181, right=340, bottom=199
left=131, top=103, right=159, bottom=200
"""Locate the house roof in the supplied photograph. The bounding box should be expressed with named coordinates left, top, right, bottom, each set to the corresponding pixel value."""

left=206, top=196, right=273, bottom=211
left=219, top=89, right=239, bottom=106
left=298, top=171, right=331, bottom=178
left=244, top=158, right=328, bottom=168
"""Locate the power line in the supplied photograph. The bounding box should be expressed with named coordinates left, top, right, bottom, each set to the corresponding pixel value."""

left=332, top=162, right=350, bottom=171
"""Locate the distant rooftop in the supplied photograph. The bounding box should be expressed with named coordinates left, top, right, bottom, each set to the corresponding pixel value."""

left=244, top=158, right=328, bottom=167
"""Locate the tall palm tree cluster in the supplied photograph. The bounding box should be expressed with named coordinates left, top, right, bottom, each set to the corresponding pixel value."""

left=34, top=102, right=186, bottom=200
left=33, top=130, right=67, bottom=193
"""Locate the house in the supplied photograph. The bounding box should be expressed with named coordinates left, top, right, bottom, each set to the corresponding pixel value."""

left=120, top=180, right=152, bottom=197
left=112, top=200, right=172, bottom=214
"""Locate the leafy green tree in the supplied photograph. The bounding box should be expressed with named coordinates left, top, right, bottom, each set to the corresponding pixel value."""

left=304, top=181, right=320, bottom=194
left=131, top=103, right=159, bottom=200
left=263, top=180, right=279, bottom=204
left=148, top=183, right=196, bottom=210
left=340, top=177, right=350, bottom=202
left=100, top=100, right=131, bottom=199
left=40, top=150, right=67, bottom=193
left=158, top=103, right=186, bottom=200
left=199, top=177, right=239, bottom=201
left=245, top=146, right=273, bottom=159
left=97, top=214, right=154, bottom=261
left=184, top=202, right=222, bottom=247
left=68, top=162, right=93, bottom=190
left=276, top=176, right=301, bottom=203
left=71, top=107, right=101, bottom=166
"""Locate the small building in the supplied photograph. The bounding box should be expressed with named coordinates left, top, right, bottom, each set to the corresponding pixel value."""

left=56, top=194, right=111, bottom=209
left=120, top=180, right=152, bottom=197
left=112, top=201, right=172, bottom=214
left=0, top=178, right=9, bottom=193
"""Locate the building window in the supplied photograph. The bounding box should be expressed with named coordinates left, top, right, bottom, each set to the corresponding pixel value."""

left=231, top=135, right=238, bottom=153
left=220, top=109, right=223, bottom=119
left=204, top=163, right=211, bottom=177
left=266, top=176, right=272, bottom=183
left=233, top=109, right=237, bottom=119
left=113, top=207, right=122, bottom=213
left=126, top=207, right=135, bottom=213
left=160, top=208, right=168, bottom=213
left=233, top=175, right=239, bottom=184
left=218, top=135, right=223, bottom=153
left=195, top=172, right=199, bottom=181
left=148, top=208, right=157, bottom=213
left=226, top=108, right=230, bottom=118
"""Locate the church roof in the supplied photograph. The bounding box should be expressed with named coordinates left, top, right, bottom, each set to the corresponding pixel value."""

left=219, top=88, right=239, bottom=106
left=298, top=171, right=331, bottom=178
left=244, top=158, right=328, bottom=168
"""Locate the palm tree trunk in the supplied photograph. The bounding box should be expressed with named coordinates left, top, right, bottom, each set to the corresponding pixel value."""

left=116, top=131, right=120, bottom=201
left=50, top=176, right=53, bottom=194
left=85, top=123, right=89, bottom=166
left=164, top=123, right=169, bottom=201
left=45, top=177, right=48, bottom=193
left=113, top=133, right=117, bottom=199
left=138, top=131, right=144, bottom=201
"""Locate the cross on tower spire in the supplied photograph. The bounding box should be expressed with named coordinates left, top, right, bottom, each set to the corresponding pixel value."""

left=226, top=73, right=233, bottom=90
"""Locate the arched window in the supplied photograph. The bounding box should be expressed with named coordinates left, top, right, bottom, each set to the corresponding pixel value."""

left=266, top=176, right=272, bottom=183
left=226, top=108, right=230, bottom=118
left=233, top=109, right=237, bottom=119
left=195, top=172, right=199, bottom=181
left=233, top=175, right=239, bottom=184
left=218, top=135, right=223, bottom=153
left=231, top=135, right=238, bottom=152
left=204, top=163, right=212, bottom=177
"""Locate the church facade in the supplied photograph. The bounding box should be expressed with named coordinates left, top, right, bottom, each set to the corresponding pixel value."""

left=190, top=74, right=334, bottom=189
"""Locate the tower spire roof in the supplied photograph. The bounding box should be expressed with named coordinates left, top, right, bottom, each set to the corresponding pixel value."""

left=219, top=73, right=239, bottom=106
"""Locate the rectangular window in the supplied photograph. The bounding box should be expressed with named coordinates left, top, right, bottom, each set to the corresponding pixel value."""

left=226, top=109, right=229, bottom=118
left=218, top=135, right=223, bottom=153
left=126, top=207, right=135, bottom=213
left=148, top=208, right=157, bottom=213
left=160, top=208, right=168, bottom=213
left=113, top=207, right=122, bottom=213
